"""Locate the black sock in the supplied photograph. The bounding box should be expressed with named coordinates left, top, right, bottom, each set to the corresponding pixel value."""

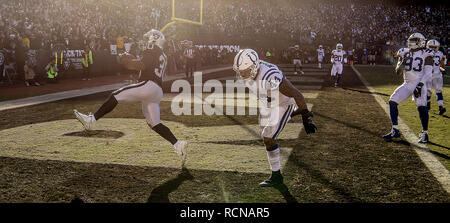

left=94, top=95, right=118, bottom=120
left=152, top=123, right=178, bottom=145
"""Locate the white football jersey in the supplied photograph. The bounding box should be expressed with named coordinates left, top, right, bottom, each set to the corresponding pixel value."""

left=432, top=50, right=444, bottom=77
left=396, top=47, right=410, bottom=58
left=317, top=48, right=325, bottom=57
left=397, top=48, right=434, bottom=83
left=331, top=50, right=346, bottom=64
left=244, top=60, right=295, bottom=107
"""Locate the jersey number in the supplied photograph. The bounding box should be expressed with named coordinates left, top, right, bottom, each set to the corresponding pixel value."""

left=333, top=55, right=342, bottom=62
left=404, top=57, right=423, bottom=72
left=434, top=56, right=440, bottom=67
left=155, top=54, right=167, bottom=78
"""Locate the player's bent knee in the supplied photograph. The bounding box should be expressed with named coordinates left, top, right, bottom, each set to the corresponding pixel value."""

left=148, top=121, right=162, bottom=129
left=389, top=100, right=398, bottom=107
left=263, top=137, right=277, bottom=148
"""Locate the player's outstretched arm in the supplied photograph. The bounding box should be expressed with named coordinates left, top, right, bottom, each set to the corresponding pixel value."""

left=279, top=77, right=317, bottom=134
left=395, top=57, right=405, bottom=75
left=279, top=77, right=307, bottom=111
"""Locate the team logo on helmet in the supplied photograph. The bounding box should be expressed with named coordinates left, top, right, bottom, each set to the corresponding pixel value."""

left=426, top=39, right=440, bottom=52
left=233, top=49, right=260, bottom=81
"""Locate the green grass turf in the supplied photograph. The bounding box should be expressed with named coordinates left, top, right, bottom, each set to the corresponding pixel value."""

left=355, top=65, right=450, bottom=170
left=0, top=68, right=449, bottom=202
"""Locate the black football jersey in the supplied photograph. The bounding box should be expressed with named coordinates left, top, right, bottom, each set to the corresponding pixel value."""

left=291, top=49, right=302, bottom=59
left=140, top=45, right=167, bottom=87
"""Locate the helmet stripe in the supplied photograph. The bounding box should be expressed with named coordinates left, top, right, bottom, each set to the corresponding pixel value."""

left=236, top=50, right=245, bottom=69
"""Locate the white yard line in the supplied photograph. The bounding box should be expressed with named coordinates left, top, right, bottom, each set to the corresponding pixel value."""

left=0, top=66, right=233, bottom=111
left=351, top=66, right=450, bottom=194
left=0, top=83, right=127, bottom=111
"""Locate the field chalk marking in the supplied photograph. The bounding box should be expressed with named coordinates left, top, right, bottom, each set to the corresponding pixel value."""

left=0, top=66, right=233, bottom=112
left=352, top=65, right=450, bottom=194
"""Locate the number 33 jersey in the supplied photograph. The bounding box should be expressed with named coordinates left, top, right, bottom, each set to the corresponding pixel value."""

left=397, top=48, right=434, bottom=83
left=140, top=45, right=167, bottom=87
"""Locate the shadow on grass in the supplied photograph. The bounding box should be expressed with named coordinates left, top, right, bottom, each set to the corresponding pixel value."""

left=204, top=138, right=363, bottom=202
left=63, top=130, right=125, bottom=139
left=428, top=141, right=450, bottom=150
left=147, top=168, right=194, bottom=203
left=313, top=112, right=380, bottom=137
left=342, top=87, right=390, bottom=96
left=391, top=140, right=450, bottom=160
left=273, top=183, right=298, bottom=203
left=287, top=147, right=364, bottom=203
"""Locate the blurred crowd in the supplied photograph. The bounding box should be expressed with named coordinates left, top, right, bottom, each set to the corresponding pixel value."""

left=0, top=0, right=448, bottom=85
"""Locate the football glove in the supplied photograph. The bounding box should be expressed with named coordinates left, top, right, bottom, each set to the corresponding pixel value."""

left=440, top=67, right=446, bottom=76
left=300, top=109, right=317, bottom=134
left=414, top=82, right=424, bottom=98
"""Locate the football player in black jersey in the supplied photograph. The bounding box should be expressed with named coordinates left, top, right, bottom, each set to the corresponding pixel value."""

left=73, top=29, right=188, bottom=163
left=291, top=45, right=304, bottom=75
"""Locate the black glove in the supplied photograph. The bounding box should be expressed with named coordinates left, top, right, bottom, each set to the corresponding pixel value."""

left=414, top=82, right=424, bottom=98
left=300, top=109, right=317, bottom=134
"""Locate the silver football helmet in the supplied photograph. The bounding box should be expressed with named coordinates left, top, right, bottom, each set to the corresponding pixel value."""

left=144, top=29, right=165, bottom=49
left=336, top=43, right=343, bottom=51
left=426, top=39, right=440, bottom=52
left=233, top=49, right=260, bottom=81
left=407, top=33, right=426, bottom=49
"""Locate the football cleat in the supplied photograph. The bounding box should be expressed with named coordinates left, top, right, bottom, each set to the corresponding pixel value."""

left=418, top=132, right=429, bottom=143
left=334, top=82, right=338, bottom=88
left=259, top=171, right=283, bottom=187
left=439, top=106, right=446, bottom=115
left=73, top=109, right=96, bottom=130
left=174, top=141, right=188, bottom=165
left=382, top=128, right=401, bottom=139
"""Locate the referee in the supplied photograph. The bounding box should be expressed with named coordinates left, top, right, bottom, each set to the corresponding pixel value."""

left=184, top=41, right=196, bottom=78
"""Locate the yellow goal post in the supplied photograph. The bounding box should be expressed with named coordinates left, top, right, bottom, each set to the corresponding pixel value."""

left=160, top=0, right=204, bottom=33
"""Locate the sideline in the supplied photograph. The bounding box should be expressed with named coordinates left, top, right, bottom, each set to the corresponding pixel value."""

left=351, top=65, right=450, bottom=194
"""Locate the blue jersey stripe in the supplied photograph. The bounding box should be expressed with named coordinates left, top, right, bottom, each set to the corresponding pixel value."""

left=261, top=68, right=278, bottom=82
left=278, top=105, right=295, bottom=138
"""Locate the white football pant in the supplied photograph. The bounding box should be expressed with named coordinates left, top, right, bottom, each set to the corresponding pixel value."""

left=331, top=63, right=343, bottom=76
left=112, top=80, right=163, bottom=127
left=293, top=59, right=302, bottom=66
left=426, top=75, right=444, bottom=106
left=390, top=81, right=428, bottom=107
left=259, top=103, right=297, bottom=139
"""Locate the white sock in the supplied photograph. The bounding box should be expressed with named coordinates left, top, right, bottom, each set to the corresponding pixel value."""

left=267, top=147, right=280, bottom=172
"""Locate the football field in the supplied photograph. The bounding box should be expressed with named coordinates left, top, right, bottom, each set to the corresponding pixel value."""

left=0, top=65, right=449, bottom=202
